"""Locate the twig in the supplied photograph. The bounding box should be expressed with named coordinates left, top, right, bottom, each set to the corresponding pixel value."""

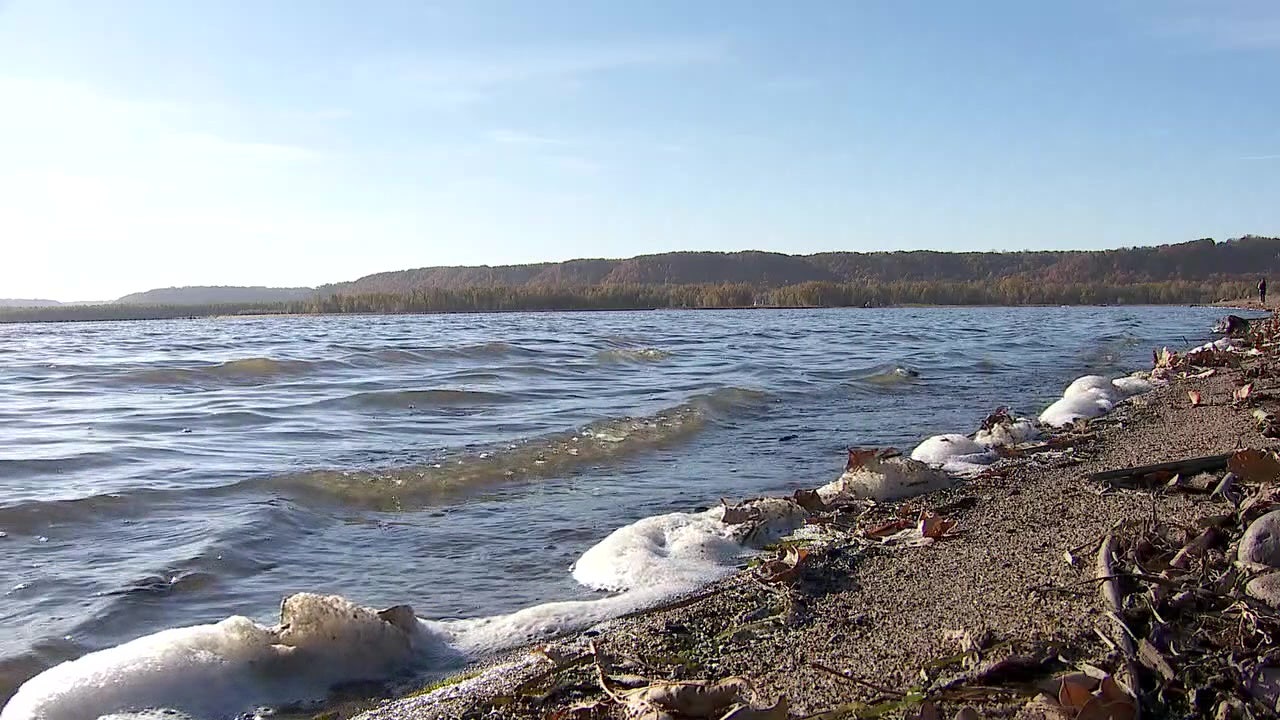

left=808, top=660, right=905, bottom=697
left=1097, top=534, right=1142, bottom=698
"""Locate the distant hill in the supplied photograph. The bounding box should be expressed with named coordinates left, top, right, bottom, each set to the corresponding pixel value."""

left=114, top=286, right=316, bottom=305
left=0, top=299, right=63, bottom=308
left=320, top=236, right=1280, bottom=295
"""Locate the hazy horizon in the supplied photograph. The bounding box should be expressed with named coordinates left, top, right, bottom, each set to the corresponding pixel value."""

left=3, top=1, right=1278, bottom=301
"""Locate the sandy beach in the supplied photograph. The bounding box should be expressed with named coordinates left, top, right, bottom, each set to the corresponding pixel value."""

left=338, top=312, right=1280, bottom=720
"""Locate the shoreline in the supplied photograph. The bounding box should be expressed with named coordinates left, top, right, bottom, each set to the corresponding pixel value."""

left=343, top=313, right=1280, bottom=719
left=0, top=301, right=1263, bottom=326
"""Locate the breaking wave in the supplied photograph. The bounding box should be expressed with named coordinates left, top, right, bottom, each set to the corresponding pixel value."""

left=595, top=347, right=671, bottom=363
left=270, top=387, right=769, bottom=510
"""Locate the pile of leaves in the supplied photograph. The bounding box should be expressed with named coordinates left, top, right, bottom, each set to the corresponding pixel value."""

left=1083, top=448, right=1280, bottom=718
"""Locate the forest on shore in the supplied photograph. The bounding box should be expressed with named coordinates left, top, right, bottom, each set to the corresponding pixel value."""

left=1, top=236, right=1272, bottom=323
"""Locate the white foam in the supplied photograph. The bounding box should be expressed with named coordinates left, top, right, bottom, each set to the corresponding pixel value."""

left=974, top=419, right=1039, bottom=448
left=1038, top=372, right=1157, bottom=428
left=4, top=503, right=809, bottom=720
left=1111, top=375, right=1154, bottom=395
left=819, top=453, right=953, bottom=501
left=570, top=510, right=744, bottom=593
left=910, top=434, right=998, bottom=474
left=1, top=594, right=449, bottom=720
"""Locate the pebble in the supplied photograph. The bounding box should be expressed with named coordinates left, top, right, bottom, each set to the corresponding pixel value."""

left=1246, top=572, right=1280, bottom=609
left=1240, top=509, right=1280, bottom=567
left=0, top=531, right=7, bottom=539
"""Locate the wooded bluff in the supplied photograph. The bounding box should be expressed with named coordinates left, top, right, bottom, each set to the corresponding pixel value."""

left=2, top=236, right=1274, bottom=322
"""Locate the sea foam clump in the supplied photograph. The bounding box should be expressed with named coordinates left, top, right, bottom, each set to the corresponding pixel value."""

left=910, top=434, right=998, bottom=474
left=1, top=594, right=448, bottom=720
left=4, top=501, right=809, bottom=720
left=1038, top=373, right=1155, bottom=428
left=819, top=452, right=952, bottom=501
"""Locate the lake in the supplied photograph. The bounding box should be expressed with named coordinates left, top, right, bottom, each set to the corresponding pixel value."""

left=0, top=306, right=1224, bottom=716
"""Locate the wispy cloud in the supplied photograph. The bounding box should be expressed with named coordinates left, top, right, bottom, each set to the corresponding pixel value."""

left=1241, top=153, right=1280, bottom=160
left=487, top=129, right=570, bottom=146
left=358, top=38, right=729, bottom=106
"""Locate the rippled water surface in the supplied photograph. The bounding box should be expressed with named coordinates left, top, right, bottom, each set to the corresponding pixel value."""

left=0, top=307, right=1222, bottom=703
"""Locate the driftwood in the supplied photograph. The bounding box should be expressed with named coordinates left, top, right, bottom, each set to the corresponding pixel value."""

left=1086, top=453, right=1234, bottom=483
left=1096, top=535, right=1142, bottom=706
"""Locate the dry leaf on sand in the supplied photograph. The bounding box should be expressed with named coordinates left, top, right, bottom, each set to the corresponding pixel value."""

left=1228, top=449, right=1280, bottom=484
left=919, top=511, right=957, bottom=539
left=1187, top=390, right=1203, bottom=407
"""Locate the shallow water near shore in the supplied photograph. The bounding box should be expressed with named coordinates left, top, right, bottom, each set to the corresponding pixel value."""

left=0, top=307, right=1225, bottom=714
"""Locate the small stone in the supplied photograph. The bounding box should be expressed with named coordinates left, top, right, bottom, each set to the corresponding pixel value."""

left=1246, top=572, right=1280, bottom=609
left=0, top=531, right=7, bottom=539
left=1239, top=509, right=1280, bottom=567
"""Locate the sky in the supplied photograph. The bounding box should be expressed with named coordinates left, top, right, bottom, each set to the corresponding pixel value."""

left=1, top=1, right=1278, bottom=301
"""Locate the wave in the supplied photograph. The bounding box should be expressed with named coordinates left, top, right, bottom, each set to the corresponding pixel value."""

left=344, top=342, right=533, bottom=367
left=269, top=387, right=770, bottom=510
left=124, top=358, right=319, bottom=386
left=338, top=388, right=515, bottom=410
left=1, top=500, right=806, bottom=720
left=845, top=363, right=922, bottom=391
left=595, top=347, right=671, bottom=363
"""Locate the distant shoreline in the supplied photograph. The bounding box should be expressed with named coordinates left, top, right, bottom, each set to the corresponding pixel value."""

left=0, top=299, right=1261, bottom=325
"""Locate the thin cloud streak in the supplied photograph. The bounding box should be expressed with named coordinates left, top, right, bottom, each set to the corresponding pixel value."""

left=356, top=37, right=729, bottom=105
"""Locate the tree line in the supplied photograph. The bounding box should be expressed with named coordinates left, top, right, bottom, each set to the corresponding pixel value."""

left=0, top=280, right=1254, bottom=323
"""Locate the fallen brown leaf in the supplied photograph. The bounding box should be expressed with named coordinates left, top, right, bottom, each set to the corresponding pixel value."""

left=919, top=511, right=957, bottom=539
left=1228, top=448, right=1280, bottom=484
left=1188, top=390, right=1203, bottom=407
left=1235, top=383, right=1255, bottom=403
left=615, top=677, right=751, bottom=718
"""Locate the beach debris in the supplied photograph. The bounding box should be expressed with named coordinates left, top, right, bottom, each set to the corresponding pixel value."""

left=1252, top=409, right=1280, bottom=437
left=1187, top=390, right=1203, bottom=407
left=1227, top=448, right=1280, bottom=484
left=593, top=642, right=784, bottom=720
left=1086, top=452, right=1233, bottom=486
left=919, top=511, right=958, bottom=539
left=1234, top=382, right=1255, bottom=405
left=755, top=544, right=809, bottom=584
left=819, top=448, right=951, bottom=503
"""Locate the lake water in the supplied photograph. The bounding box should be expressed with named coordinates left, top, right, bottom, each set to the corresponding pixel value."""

left=0, top=307, right=1223, bottom=716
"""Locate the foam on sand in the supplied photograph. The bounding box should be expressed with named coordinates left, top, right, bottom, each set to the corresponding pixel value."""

left=1, top=594, right=451, bottom=720
left=2, top=500, right=809, bottom=720
left=1038, top=373, right=1156, bottom=427
left=819, top=451, right=953, bottom=502
left=910, top=434, right=998, bottom=474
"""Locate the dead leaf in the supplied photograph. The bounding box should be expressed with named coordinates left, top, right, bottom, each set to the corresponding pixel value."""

left=756, top=545, right=808, bottom=583
left=1235, top=383, right=1255, bottom=403
left=1057, top=677, right=1095, bottom=711
left=863, top=518, right=913, bottom=538
left=616, top=677, right=751, bottom=718
left=1228, top=449, right=1280, bottom=484
left=1194, top=368, right=1217, bottom=379
left=919, top=511, right=957, bottom=539
left=953, top=708, right=980, bottom=720
left=793, top=488, right=828, bottom=513
left=1188, top=390, right=1203, bottom=407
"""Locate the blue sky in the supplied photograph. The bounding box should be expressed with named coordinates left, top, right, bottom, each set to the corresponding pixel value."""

left=1, top=1, right=1277, bottom=300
